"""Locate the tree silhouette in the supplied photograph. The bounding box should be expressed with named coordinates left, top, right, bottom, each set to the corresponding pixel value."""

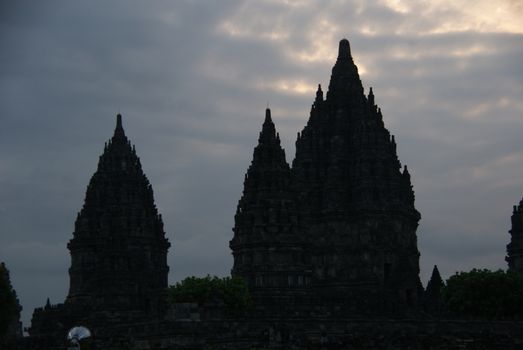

left=0, top=262, right=20, bottom=339
left=443, top=269, right=523, bottom=319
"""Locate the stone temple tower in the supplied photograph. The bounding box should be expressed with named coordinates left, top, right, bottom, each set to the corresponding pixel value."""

left=292, top=39, right=422, bottom=313
left=232, top=39, right=423, bottom=316
left=231, top=109, right=311, bottom=298
left=507, top=198, right=523, bottom=272
left=66, top=114, right=170, bottom=316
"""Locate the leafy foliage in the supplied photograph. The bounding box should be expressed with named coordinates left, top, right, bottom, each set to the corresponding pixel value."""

left=0, top=262, right=19, bottom=338
left=168, top=275, right=251, bottom=315
left=443, top=269, right=523, bottom=319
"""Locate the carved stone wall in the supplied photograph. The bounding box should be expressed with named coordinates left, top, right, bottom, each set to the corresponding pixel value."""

left=20, top=318, right=523, bottom=350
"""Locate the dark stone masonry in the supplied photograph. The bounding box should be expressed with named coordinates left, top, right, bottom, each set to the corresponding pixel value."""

left=231, top=39, right=421, bottom=318
left=66, top=114, right=170, bottom=317
left=507, top=198, right=523, bottom=272
left=11, top=39, right=523, bottom=349
left=27, top=114, right=171, bottom=346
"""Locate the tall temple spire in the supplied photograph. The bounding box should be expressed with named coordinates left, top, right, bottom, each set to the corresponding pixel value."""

left=237, top=108, right=289, bottom=211
left=66, top=113, right=170, bottom=315
left=29, top=113, right=171, bottom=340
left=291, top=38, right=421, bottom=314
left=231, top=109, right=308, bottom=294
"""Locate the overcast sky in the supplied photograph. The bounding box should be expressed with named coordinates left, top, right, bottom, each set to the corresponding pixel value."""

left=1, top=0, right=522, bottom=326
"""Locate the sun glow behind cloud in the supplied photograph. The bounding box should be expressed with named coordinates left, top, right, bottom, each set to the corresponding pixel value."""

left=381, top=0, right=411, bottom=14
left=219, top=20, right=290, bottom=41
left=379, top=0, right=523, bottom=34
left=425, top=0, right=523, bottom=34
left=256, top=78, right=317, bottom=95
left=284, top=18, right=339, bottom=64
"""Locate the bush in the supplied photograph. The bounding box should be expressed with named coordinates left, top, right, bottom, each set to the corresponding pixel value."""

left=168, top=275, right=251, bottom=315
left=443, top=269, right=523, bottom=319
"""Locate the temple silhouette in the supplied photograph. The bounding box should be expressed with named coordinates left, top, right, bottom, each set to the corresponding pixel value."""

left=231, top=39, right=421, bottom=317
left=10, top=39, right=523, bottom=349
left=67, top=114, right=170, bottom=317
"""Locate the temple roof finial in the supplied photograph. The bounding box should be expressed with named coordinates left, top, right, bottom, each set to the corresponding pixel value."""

left=265, top=107, right=272, bottom=123
left=116, top=113, right=122, bottom=128
left=259, top=107, right=278, bottom=145
left=368, top=87, right=375, bottom=106
left=315, top=84, right=323, bottom=103
left=338, top=38, right=351, bottom=59
left=113, top=113, right=126, bottom=142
